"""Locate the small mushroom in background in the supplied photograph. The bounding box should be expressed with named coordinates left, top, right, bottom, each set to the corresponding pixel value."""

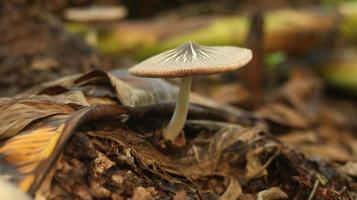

left=129, top=41, right=252, bottom=141
left=64, top=5, right=127, bottom=47
left=64, top=6, right=127, bottom=22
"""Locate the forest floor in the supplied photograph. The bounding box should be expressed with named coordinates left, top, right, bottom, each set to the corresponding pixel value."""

left=0, top=1, right=356, bottom=200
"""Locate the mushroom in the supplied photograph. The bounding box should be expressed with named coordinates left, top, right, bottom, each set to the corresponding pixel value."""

left=64, top=6, right=127, bottom=22
left=64, top=6, right=127, bottom=47
left=129, top=42, right=252, bottom=141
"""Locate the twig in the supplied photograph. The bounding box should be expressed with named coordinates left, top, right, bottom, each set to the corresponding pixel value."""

left=307, top=178, right=320, bottom=200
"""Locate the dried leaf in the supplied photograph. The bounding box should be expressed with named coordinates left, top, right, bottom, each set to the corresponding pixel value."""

left=21, top=69, right=249, bottom=120
left=110, top=70, right=177, bottom=106
left=256, top=103, right=310, bottom=129
left=245, top=149, right=267, bottom=179
left=275, top=70, right=322, bottom=115
left=8, top=91, right=88, bottom=108
left=0, top=99, right=73, bottom=139
left=0, top=115, right=68, bottom=193
left=218, top=178, right=242, bottom=200
left=245, top=143, right=280, bottom=180
left=317, top=100, right=357, bottom=129
left=278, top=130, right=318, bottom=144
left=340, top=162, right=357, bottom=177
left=294, top=144, right=354, bottom=162
left=257, top=187, right=288, bottom=200
left=211, top=83, right=251, bottom=106
left=35, top=91, right=90, bottom=106
left=23, top=70, right=177, bottom=107
left=278, top=128, right=357, bottom=162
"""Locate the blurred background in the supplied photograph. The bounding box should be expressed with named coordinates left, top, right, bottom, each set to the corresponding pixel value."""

left=1, top=0, right=357, bottom=107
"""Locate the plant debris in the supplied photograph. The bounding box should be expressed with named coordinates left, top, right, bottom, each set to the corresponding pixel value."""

left=0, top=67, right=355, bottom=199
left=0, top=1, right=356, bottom=199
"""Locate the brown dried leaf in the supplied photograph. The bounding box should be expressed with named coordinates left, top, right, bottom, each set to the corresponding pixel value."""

left=340, top=162, right=357, bottom=177
left=257, top=187, right=288, bottom=200
left=0, top=99, right=73, bottom=139
left=317, top=100, right=357, bottom=129
left=34, top=91, right=90, bottom=106
left=211, top=83, right=251, bottom=106
left=218, top=177, right=242, bottom=200
left=0, top=115, right=68, bottom=192
left=245, top=149, right=267, bottom=179
left=110, top=70, right=177, bottom=106
left=18, top=74, right=80, bottom=97
left=278, top=128, right=357, bottom=162
left=21, top=69, right=249, bottom=120
left=245, top=142, right=280, bottom=180
left=255, top=103, right=310, bottom=129
left=277, top=130, right=318, bottom=144
left=23, top=70, right=177, bottom=107
left=291, top=143, right=354, bottom=162
left=275, top=70, right=322, bottom=115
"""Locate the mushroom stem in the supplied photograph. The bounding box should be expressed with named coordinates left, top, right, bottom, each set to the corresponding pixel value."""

left=163, top=76, right=192, bottom=141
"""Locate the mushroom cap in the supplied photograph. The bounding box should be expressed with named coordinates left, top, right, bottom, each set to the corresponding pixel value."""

left=64, top=6, right=127, bottom=22
left=129, top=42, right=252, bottom=78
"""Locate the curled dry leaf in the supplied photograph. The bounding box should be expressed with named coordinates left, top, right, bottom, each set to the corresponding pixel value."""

left=340, top=162, right=357, bottom=178
left=244, top=141, right=280, bottom=180
left=34, top=91, right=90, bottom=106
left=0, top=99, right=73, bottom=139
left=317, top=100, right=357, bottom=129
left=22, top=70, right=177, bottom=107
left=21, top=69, right=250, bottom=120
left=274, top=70, right=322, bottom=116
left=245, top=148, right=267, bottom=180
left=257, top=187, right=288, bottom=200
left=0, top=115, right=69, bottom=193
left=278, top=128, right=357, bottom=162
left=218, top=177, right=242, bottom=200
left=255, top=103, right=310, bottom=129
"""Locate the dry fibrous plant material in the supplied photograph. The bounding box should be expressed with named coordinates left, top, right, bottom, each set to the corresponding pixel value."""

left=0, top=69, right=355, bottom=199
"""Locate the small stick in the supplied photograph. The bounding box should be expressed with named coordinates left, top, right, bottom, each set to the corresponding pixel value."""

left=307, top=178, right=320, bottom=200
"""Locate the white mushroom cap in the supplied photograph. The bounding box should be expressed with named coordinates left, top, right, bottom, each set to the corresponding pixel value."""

left=129, top=42, right=252, bottom=78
